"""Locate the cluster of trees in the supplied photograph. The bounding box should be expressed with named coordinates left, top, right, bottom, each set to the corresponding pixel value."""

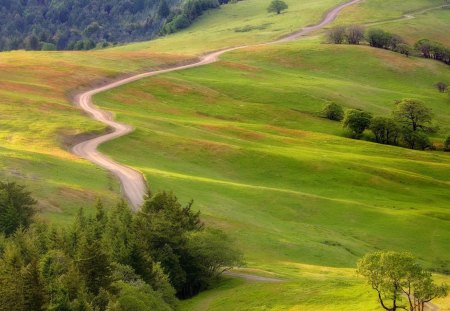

left=358, top=251, right=448, bottom=311
left=162, top=0, right=236, bottom=34
left=0, top=181, right=241, bottom=310
left=326, top=24, right=365, bottom=45
left=327, top=26, right=450, bottom=65
left=322, top=99, right=447, bottom=150
left=0, top=0, right=182, bottom=51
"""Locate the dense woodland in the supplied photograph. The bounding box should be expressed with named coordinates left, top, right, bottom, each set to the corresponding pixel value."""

left=0, top=0, right=237, bottom=51
left=0, top=182, right=241, bottom=310
left=0, top=0, right=180, bottom=51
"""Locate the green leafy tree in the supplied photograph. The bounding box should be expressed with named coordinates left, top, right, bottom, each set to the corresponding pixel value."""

left=393, top=99, right=433, bottom=132
left=369, top=117, right=400, bottom=145
left=0, top=182, right=37, bottom=236
left=357, top=251, right=448, bottom=311
left=267, top=0, right=288, bottom=14
left=401, top=129, right=432, bottom=150
left=343, top=109, right=372, bottom=137
left=322, top=103, right=344, bottom=121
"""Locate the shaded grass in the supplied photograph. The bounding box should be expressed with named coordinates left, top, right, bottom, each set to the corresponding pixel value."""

left=94, top=41, right=450, bottom=309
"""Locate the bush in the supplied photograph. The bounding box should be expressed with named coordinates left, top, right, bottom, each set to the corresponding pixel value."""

left=346, top=25, right=365, bottom=45
left=327, top=26, right=346, bottom=44
left=343, top=109, right=372, bottom=137
left=444, top=136, right=450, bottom=151
left=322, top=103, right=344, bottom=121
left=436, top=82, right=448, bottom=93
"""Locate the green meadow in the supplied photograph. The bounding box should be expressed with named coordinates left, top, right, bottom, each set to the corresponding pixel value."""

left=94, top=40, right=450, bottom=309
left=332, top=0, right=450, bottom=44
left=0, top=0, right=449, bottom=309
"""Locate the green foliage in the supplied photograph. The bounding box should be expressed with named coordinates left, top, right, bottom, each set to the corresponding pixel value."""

left=163, top=0, right=220, bottom=34
left=343, top=109, right=372, bottom=137
left=357, top=251, right=448, bottom=311
left=134, top=191, right=239, bottom=298
left=393, top=99, right=433, bottom=132
left=267, top=0, right=288, bottom=15
left=0, top=0, right=183, bottom=51
left=444, top=136, right=450, bottom=151
left=322, top=103, right=344, bottom=121
left=415, top=39, right=450, bottom=65
left=369, top=116, right=400, bottom=145
left=0, top=182, right=37, bottom=236
left=0, top=185, right=240, bottom=310
left=367, top=29, right=404, bottom=50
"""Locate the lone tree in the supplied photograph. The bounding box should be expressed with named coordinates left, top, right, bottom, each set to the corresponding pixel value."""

left=322, top=103, right=344, bottom=121
left=357, top=251, right=448, bottom=311
left=267, top=0, right=288, bottom=14
left=0, top=181, right=37, bottom=236
left=393, top=99, right=433, bottom=132
left=343, top=109, right=372, bottom=137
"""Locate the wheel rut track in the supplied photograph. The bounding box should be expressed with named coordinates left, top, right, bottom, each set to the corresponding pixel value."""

left=72, top=0, right=362, bottom=210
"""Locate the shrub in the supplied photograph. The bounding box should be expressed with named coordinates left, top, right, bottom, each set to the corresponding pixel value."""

left=327, top=26, right=346, bottom=44
left=343, top=109, right=372, bottom=137
left=346, top=25, right=365, bottom=45
left=322, top=103, right=344, bottom=121
left=436, top=82, right=448, bottom=93
left=444, top=136, right=450, bottom=151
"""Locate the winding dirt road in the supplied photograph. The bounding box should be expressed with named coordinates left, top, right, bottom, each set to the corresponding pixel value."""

left=72, top=0, right=362, bottom=209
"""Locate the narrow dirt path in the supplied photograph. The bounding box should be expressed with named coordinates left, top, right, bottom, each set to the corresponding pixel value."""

left=72, top=0, right=362, bottom=209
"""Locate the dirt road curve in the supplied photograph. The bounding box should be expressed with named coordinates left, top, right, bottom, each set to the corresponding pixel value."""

left=72, top=0, right=362, bottom=209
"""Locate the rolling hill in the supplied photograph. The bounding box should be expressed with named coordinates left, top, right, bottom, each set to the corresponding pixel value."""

left=0, top=0, right=449, bottom=309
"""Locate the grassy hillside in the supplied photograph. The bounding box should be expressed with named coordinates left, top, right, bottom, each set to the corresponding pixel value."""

left=94, top=40, right=450, bottom=309
left=333, top=0, right=450, bottom=44
left=0, top=49, right=188, bottom=221
left=0, top=0, right=449, bottom=309
left=0, top=0, right=347, bottom=221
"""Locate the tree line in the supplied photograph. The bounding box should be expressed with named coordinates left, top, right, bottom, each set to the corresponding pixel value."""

left=322, top=99, right=450, bottom=151
left=327, top=25, right=450, bottom=66
left=0, top=181, right=241, bottom=310
left=0, top=0, right=183, bottom=51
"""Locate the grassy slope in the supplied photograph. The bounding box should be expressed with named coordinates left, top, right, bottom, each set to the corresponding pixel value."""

left=332, top=0, right=450, bottom=45
left=0, top=0, right=344, bottom=220
left=0, top=49, right=188, bottom=221
left=94, top=40, right=450, bottom=309
left=0, top=0, right=449, bottom=309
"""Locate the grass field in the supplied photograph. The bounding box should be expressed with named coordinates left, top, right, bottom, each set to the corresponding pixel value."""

left=1, top=0, right=449, bottom=309
left=0, top=49, right=189, bottom=221
left=332, top=0, right=450, bottom=44
left=94, top=40, right=450, bottom=309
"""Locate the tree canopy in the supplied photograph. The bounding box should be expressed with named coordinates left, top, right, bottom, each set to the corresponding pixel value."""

left=0, top=185, right=242, bottom=310
left=267, top=0, right=288, bottom=15
left=357, top=251, right=448, bottom=311
left=0, top=0, right=182, bottom=51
